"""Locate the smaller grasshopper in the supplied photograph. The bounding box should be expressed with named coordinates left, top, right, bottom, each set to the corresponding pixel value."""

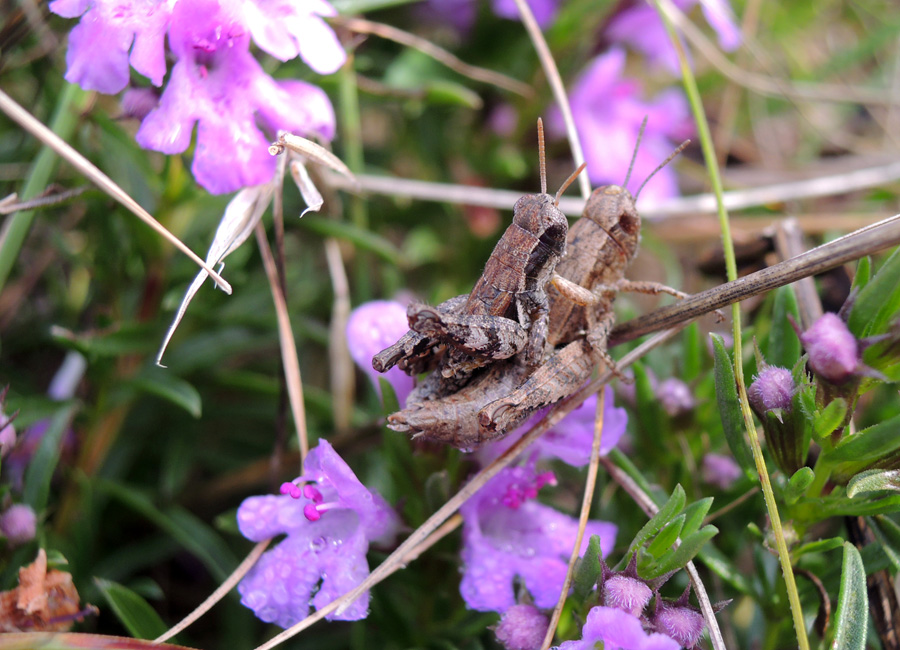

left=374, top=120, right=585, bottom=401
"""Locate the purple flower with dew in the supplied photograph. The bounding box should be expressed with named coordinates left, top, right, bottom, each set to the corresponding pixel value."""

left=606, top=0, right=741, bottom=77
left=494, top=604, right=550, bottom=650
left=491, top=0, right=558, bottom=27
left=553, top=48, right=693, bottom=202
left=477, top=387, right=627, bottom=468
left=0, top=504, right=37, bottom=546
left=747, top=366, right=794, bottom=416
left=460, top=462, right=616, bottom=612
left=347, top=300, right=416, bottom=407
left=796, top=313, right=860, bottom=385
left=237, top=439, right=399, bottom=626
left=50, top=0, right=170, bottom=93
left=701, top=452, right=742, bottom=490
left=656, top=378, right=694, bottom=417
left=555, top=606, right=680, bottom=650
left=134, top=0, right=336, bottom=194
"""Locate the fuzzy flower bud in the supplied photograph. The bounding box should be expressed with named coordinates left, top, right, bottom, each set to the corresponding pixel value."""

left=0, top=504, right=37, bottom=546
left=747, top=366, right=794, bottom=416
left=799, top=313, right=860, bottom=385
left=602, top=574, right=652, bottom=617
left=652, top=600, right=705, bottom=648
left=656, top=378, right=695, bottom=417
left=493, top=604, right=549, bottom=650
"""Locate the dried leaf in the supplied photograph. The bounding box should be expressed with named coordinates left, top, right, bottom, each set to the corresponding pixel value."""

left=271, top=133, right=357, bottom=185
left=0, top=549, right=91, bottom=632
left=155, top=183, right=274, bottom=367
left=289, top=160, right=324, bottom=218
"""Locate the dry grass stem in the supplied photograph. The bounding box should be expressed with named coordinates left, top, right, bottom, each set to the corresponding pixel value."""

left=0, top=88, right=233, bottom=293
left=154, top=539, right=272, bottom=643
left=0, top=185, right=90, bottom=214
left=331, top=16, right=532, bottom=97
left=540, top=391, right=606, bottom=650
left=510, top=0, right=590, bottom=201
left=610, top=213, right=900, bottom=346
left=322, top=159, right=900, bottom=218
left=252, top=515, right=463, bottom=650
left=255, top=223, right=310, bottom=462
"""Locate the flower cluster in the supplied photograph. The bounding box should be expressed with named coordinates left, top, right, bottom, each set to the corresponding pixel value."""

left=51, top=0, right=341, bottom=194
left=237, top=440, right=398, bottom=627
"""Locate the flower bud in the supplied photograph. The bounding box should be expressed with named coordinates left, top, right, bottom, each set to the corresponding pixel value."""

left=652, top=601, right=705, bottom=648
left=747, top=366, right=794, bottom=416
left=493, top=604, right=549, bottom=650
left=799, top=313, right=859, bottom=385
left=600, top=554, right=652, bottom=617
left=701, top=453, right=742, bottom=490
left=656, top=378, right=695, bottom=417
left=0, top=504, right=37, bottom=546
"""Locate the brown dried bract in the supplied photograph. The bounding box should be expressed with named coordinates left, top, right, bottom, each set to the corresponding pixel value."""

left=0, top=549, right=91, bottom=632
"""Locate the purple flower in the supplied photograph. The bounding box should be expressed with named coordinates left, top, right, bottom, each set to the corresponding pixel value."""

left=420, top=0, right=557, bottom=35
left=796, top=313, right=860, bottom=385
left=556, top=48, right=693, bottom=202
left=460, top=463, right=616, bottom=612
left=478, top=388, right=628, bottom=468
left=0, top=504, right=37, bottom=546
left=494, top=604, right=549, bottom=650
left=491, top=0, right=558, bottom=27
left=556, top=606, right=680, bottom=650
left=134, top=0, right=335, bottom=194
left=701, top=453, right=742, bottom=490
left=237, top=439, right=399, bottom=626
left=120, top=87, right=161, bottom=120
left=656, top=378, right=695, bottom=417
left=652, top=600, right=705, bottom=649
left=607, top=0, right=741, bottom=77
left=50, top=0, right=170, bottom=93
left=747, top=366, right=794, bottom=415
left=347, top=301, right=416, bottom=407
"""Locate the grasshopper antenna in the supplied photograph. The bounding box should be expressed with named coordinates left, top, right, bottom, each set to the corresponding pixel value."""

left=555, top=162, right=587, bottom=206
left=623, top=116, right=649, bottom=189
left=634, top=139, right=691, bottom=201
left=537, top=117, right=547, bottom=195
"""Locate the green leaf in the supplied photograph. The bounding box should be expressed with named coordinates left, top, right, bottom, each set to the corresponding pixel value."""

left=829, top=412, right=900, bottom=466
left=870, top=516, right=900, bottom=572
left=711, top=335, right=753, bottom=475
left=647, top=515, right=685, bottom=558
left=681, top=323, right=703, bottom=382
left=768, top=286, right=801, bottom=369
left=50, top=323, right=157, bottom=358
left=129, top=366, right=202, bottom=418
left=812, top=398, right=847, bottom=441
left=785, top=467, right=815, bottom=504
left=23, top=403, right=78, bottom=512
left=647, top=526, right=719, bottom=579
left=791, top=536, right=845, bottom=558
left=573, top=534, right=603, bottom=600
left=633, top=363, right=665, bottom=442
left=378, top=377, right=400, bottom=416
left=851, top=256, right=871, bottom=294
left=849, top=245, right=900, bottom=338
left=696, top=544, right=753, bottom=594
left=681, top=498, right=713, bottom=538
left=847, top=469, right=900, bottom=498
left=94, top=578, right=168, bottom=640
left=424, top=81, right=482, bottom=109
left=299, top=216, right=402, bottom=265
left=627, top=485, right=686, bottom=554
left=832, top=542, right=868, bottom=650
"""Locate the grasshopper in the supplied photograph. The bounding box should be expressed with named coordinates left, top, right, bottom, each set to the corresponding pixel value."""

left=373, top=120, right=585, bottom=400
left=391, top=136, right=704, bottom=447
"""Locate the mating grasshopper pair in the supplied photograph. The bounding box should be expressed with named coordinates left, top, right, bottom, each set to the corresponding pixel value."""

left=374, top=121, right=692, bottom=449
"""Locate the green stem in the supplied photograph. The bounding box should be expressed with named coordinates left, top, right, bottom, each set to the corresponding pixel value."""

left=0, top=83, right=87, bottom=293
left=652, top=2, right=810, bottom=648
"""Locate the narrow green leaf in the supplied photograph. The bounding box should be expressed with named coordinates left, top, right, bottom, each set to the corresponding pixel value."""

left=424, top=81, right=482, bottom=108
left=647, top=515, right=685, bottom=558
left=711, top=335, right=753, bottom=474
left=697, top=544, right=754, bottom=594
left=848, top=245, right=900, bottom=338
left=870, top=516, right=900, bottom=572
left=633, top=363, right=665, bottom=443
left=299, top=215, right=401, bottom=265
left=768, top=286, right=801, bottom=369
left=378, top=377, right=400, bottom=416
left=573, top=535, right=603, bottom=600
left=627, top=485, right=686, bottom=553
left=832, top=542, right=868, bottom=650
left=94, top=578, right=168, bottom=640
left=648, top=526, right=718, bottom=578
left=681, top=323, right=702, bottom=382
left=848, top=469, right=900, bottom=498
left=829, top=412, right=900, bottom=466
left=23, top=404, right=78, bottom=512
left=812, top=398, right=848, bottom=441
left=851, top=256, right=871, bottom=294
left=681, top=498, right=714, bottom=538
left=130, top=366, right=202, bottom=418
left=791, top=537, right=845, bottom=558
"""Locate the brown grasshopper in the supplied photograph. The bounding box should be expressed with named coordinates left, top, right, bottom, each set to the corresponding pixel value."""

left=390, top=137, right=703, bottom=447
left=373, top=120, right=585, bottom=401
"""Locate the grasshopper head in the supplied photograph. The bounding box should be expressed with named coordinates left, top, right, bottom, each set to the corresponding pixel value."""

left=512, top=193, right=568, bottom=258
left=583, top=185, right=641, bottom=260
